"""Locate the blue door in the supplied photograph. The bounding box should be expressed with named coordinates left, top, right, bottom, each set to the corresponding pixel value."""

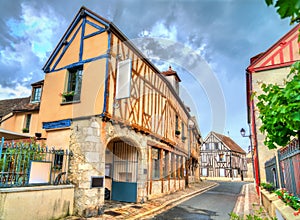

left=112, top=181, right=137, bottom=202
left=111, top=142, right=138, bottom=202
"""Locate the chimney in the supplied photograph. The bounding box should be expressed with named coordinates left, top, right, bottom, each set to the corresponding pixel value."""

left=162, top=66, right=181, bottom=95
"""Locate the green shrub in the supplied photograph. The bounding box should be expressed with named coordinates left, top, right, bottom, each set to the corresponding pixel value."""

left=260, top=182, right=275, bottom=193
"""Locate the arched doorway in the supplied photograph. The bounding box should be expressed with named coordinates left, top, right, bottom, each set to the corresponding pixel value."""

left=105, top=139, right=139, bottom=202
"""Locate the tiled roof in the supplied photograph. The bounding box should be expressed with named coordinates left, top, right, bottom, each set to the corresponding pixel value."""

left=0, top=97, right=39, bottom=117
left=212, top=131, right=246, bottom=155
left=31, top=80, right=44, bottom=86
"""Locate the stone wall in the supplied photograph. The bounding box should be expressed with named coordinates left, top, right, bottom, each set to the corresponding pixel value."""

left=68, top=116, right=191, bottom=217
left=69, top=117, right=105, bottom=217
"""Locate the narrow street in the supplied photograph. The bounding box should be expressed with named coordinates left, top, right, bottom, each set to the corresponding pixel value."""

left=150, top=181, right=246, bottom=220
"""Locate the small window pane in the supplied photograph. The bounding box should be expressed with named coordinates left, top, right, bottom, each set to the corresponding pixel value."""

left=32, top=87, right=41, bottom=102
left=152, top=148, right=160, bottom=179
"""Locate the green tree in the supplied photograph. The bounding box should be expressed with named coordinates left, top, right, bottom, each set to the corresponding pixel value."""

left=265, top=0, right=300, bottom=24
left=257, top=64, right=300, bottom=149
left=256, top=1, right=300, bottom=149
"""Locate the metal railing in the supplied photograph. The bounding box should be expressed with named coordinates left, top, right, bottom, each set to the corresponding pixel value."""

left=264, top=156, right=279, bottom=189
left=0, top=138, right=72, bottom=188
left=278, top=138, right=300, bottom=197
left=265, top=138, right=300, bottom=197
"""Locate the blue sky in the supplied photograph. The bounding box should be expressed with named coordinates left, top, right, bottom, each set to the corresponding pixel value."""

left=0, top=0, right=293, bottom=150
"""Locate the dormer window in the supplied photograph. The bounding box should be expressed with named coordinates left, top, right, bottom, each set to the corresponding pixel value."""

left=31, top=86, right=42, bottom=102
left=30, top=80, right=43, bottom=103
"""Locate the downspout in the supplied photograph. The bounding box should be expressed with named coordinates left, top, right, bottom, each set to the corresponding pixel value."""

left=102, top=29, right=111, bottom=116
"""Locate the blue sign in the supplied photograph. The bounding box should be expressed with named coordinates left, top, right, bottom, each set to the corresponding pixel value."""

left=42, top=119, right=71, bottom=129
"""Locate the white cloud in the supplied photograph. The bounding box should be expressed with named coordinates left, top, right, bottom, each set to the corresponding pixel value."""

left=148, top=20, right=178, bottom=42
left=0, top=2, right=66, bottom=99
left=0, top=84, right=31, bottom=99
left=5, top=3, right=64, bottom=60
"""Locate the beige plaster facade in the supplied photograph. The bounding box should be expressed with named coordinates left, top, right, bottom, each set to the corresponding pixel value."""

left=251, top=67, right=290, bottom=183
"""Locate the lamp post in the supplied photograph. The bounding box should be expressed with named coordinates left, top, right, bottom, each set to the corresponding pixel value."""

left=240, top=127, right=255, bottom=182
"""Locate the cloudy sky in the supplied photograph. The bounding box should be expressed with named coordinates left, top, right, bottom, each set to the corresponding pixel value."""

left=0, top=0, right=294, bottom=150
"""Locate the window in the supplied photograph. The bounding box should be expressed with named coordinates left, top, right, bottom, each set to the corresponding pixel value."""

left=219, top=168, right=225, bottom=177
left=181, top=122, right=185, bottom=141
left=23, top=114, right=31, bottom=133
left=163, top=151, right=169, bottom=179
left=219, top=153, right=225, bottom=162
left=152, top=148, right=160, bottom=179
left=63, top=65, right=83, bottom=102
left=175, top=115, right=180, bottom=135
left=177, top=156, right=182, bottom=178
left=202, top=155, right=207, bottom=162
left=171, top=153, right=176, bottom=178
left=175, top=115, right=178, bottom=130
left=31, top=87, right=42, bottom=102
left=202, top=168, right=207, bottom=176
left=53, top=150, right=64, bottom=170
left=214, top=143, right=219, bottom=150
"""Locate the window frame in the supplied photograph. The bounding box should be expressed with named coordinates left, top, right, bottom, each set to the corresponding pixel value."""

left=53, top=150, right=64, bottom=170
left=151, top=147, right=160, bottom=180
left=31, top=86, right=42, bottom=103
left=23, top=114, right=31, bottom=133
left=63, top=65, right=83, bottom=102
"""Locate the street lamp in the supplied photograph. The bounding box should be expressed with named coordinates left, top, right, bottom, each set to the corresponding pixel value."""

left=240, top=128, right=247, bottom=137
left=240, top=127, right=255, bottom=182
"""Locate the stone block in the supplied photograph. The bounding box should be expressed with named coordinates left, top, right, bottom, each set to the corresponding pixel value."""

left=85, top=152, right=100, bottom=163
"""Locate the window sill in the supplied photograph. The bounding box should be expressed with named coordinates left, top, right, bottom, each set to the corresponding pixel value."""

left=30, top=100, right=40, bottom=103
left=60, top=100, right=81, bottom=105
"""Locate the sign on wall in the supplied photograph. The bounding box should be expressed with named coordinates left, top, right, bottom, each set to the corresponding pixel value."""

left=42, top=119, right=71, bottom=130
left=116, top=59, right=132, bottom=100
left=29, top=161, right=51, bottom=184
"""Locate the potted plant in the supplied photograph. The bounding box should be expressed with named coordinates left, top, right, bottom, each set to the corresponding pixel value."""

left=61, top=91, right=75, bottom=102
left=175, top=130, right=181, bottom=136
left=22, top=127, right=29, bottom=133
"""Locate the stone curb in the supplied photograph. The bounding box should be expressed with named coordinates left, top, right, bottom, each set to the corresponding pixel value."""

left=129, top=182, right=219, bottom=220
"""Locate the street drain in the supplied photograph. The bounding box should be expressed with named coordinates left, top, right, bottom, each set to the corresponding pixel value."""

left=104, top=210, right=122, bottom=216
left=131, top=205, right=142, bottom=209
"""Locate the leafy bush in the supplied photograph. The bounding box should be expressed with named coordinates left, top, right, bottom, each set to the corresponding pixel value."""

left=275, top=188, right=300, bottom=212
left=260, top=182, right=276, bottom=193
left=0, top=141, right=45, bottom=173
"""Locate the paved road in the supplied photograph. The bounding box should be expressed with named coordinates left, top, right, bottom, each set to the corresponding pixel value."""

left=151, top=181, right=247, bottom=220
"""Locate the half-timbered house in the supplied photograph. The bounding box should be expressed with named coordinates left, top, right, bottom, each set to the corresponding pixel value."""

left=19, top=6, right=204, bottom=216
left=200, top=132, right=246, bottom=179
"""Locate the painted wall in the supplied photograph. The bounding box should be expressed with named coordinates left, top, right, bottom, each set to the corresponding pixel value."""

left=39, top=16, right=109, bottom=145
left=251, top=67, right=290, bottom=183
left=0, top=185, right=74, bottom=220
left=1, top=111, right=40, bottom=136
